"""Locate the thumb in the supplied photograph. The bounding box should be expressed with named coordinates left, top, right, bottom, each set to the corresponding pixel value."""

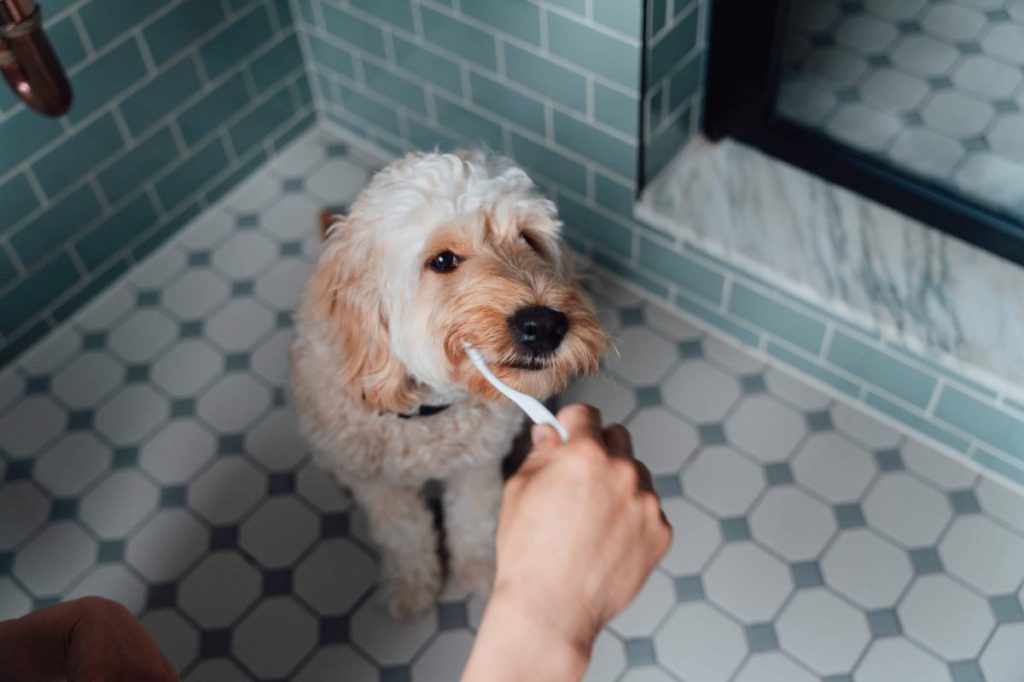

left=530, top=424, right=559, bottom=448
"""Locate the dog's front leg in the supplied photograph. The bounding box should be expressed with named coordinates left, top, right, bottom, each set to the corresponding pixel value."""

left=350, top=480, right=442, bottom=619
left=444, top=460, right=503, bottom=595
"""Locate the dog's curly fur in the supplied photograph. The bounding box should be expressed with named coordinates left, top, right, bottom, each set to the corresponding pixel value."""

left=290, top=150, right=606, bottom=618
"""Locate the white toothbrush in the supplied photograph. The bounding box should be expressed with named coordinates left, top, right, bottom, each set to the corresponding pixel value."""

left=462, top=342, right=568, bottom=443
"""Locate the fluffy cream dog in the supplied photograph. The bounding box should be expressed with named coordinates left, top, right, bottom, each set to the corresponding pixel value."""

left=290, top=150, right=606, bottom=618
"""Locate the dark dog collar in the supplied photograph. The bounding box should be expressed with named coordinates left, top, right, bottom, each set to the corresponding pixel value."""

left=397, top=403, right=452, bottom=419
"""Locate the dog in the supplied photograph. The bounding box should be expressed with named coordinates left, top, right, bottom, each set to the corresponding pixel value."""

left=290, top=150, right=606, bottom=618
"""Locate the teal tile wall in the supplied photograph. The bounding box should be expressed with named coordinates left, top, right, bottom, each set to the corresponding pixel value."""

left=0, top=0, right=315, bottom=365
left=294, top=0, right=1024, bottom=487
left=641, top=0, right=706, bottom=183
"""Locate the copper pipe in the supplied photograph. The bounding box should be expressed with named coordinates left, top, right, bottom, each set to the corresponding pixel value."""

left=0, top=0, right=72, bottom=117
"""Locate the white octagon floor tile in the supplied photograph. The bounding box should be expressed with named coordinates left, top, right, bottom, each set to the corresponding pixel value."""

left=125, top=509, right=208, bottom=582
left=609, top=569, right=675, bottom=637
left=161, top=269, right=230, bottom=319
left=750, top=487, right=836, bottom=561
left=854, top=638, right=951, bottom=682
left=980, top=622, right=1024, bottom=682
left=185, top=660, right=255, bottom=682
left=663, top=360, right=740, bottom=423
left=777, top=588, right=870, bottom=676
left=901, top=439, right=978, bottom=490
left=245, top=408, right=308, bottom=471
left=0, top=578, right=30, bottom=620
left=764, top=367, right=831, bottom=411
left=0, top=396, right=65, bottom=457
left=654, top=602, right=746, bottom=682
left=240, top=497, right=319, bottom=568
left=140, top=421, right=216, bottom=485
left=412, top=630, right=475, bottom=681
left=13, top=521, right=96, bottom=595
left=349, top=596, right=437, bottom=666
left=733, top=652, right=818, bottom=682
left=107, top=309, right=177, bottom=364
left=0, top=482, right=49, bottom=549
left=582, top=630, right=626, bottom=682
left=293, top=646, right=376, bottom=682
left=294, top=538, right=377, bottom=615
left=792, top=432, right=876, bottom=503
left=140, top=609, right=198, bottom=672
left=704, top=542, right=793, bottom=623
left=683, top=445, right=765, bottom=517
left=178, top=553, right=262, bottom=628
left=51, top=351, right=122, bottom=408
left=79, top=470, right=159, bottom=539
left=65, top=563, right=148, bottom=615
left=977, top=477, right=1024, bottom=535
left=204, top=299, right=275, bottom=352
left=233, top=597, right=317, bottom=679
left=187, top=456, right=266, bottom=524
left=821, top=528, right=913, bottom=609
left=899, top=574, right=995, bottom=660
left=628, top=408, right=698, bottom=474
left=33, top=432, right=111, bottom=496
left=939, top=515, right=1024, bottom=595
left=212, top=231, right=277, bottom=280
left=604, top=327, right=679, bottom=386
left=863, top=473, right=951, bottom=547
left=727, top=396, right=807, bottom=463
left=831, top=402, right=902, bottom=449
left=197, top=374, right=272, bottom=432
left=95, top=385, right=169, bottom=446
left=561, top=374, right=636, bottom=423
left=151, top=340, right=223, bottom=398
left=660, top=498, right=722, bottom=575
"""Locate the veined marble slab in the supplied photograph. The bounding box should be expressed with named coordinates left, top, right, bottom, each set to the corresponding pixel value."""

left=638, top=136, right=1024, bottom=392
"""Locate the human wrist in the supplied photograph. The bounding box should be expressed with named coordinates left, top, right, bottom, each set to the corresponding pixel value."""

left=471, top=581, right=593, bottom=680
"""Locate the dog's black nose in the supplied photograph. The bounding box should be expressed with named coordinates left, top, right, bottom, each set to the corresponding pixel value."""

left=509, top=306, right=569, bottom=355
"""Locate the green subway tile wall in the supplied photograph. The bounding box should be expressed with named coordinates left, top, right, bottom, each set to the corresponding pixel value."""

left=0, top=0, right=315, bottom=364
left=641, top=0, right=706, bottom=183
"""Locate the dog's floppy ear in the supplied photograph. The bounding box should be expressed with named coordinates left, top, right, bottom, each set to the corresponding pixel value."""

left=305, top=219, right=420, bottom=413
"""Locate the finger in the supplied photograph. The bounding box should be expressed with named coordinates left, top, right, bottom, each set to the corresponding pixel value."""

left=530, top=423, right=559, bottom=448
left=556, top=404, right=604, bottom=442
left=602, top=424, right=633, bottom=457
left=634, top=459, right=654, bottom=492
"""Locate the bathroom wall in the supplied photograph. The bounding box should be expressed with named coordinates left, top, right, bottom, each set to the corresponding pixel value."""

left=641, top=0, right=707, bottom=184
left=0, top=0, right=316, bottom=365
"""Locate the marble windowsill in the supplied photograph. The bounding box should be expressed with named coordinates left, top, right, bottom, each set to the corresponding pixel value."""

left=637, top=135, right=1024, bottom=394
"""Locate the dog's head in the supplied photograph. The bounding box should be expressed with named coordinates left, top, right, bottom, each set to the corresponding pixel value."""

left=304, top=150, right=606, bottom=413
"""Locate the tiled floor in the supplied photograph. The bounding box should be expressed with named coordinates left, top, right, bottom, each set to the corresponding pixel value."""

left=779, top=0, right=1024, bottom=219
left=2, top=128, right=1024, bottom=681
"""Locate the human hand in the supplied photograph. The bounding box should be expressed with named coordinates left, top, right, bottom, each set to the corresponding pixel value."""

left=462, top=404, right=671, bottom=681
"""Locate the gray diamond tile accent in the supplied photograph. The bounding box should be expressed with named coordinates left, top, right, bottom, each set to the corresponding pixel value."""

left=272, top=387, right=287, bottom=407
left=823, top=676, right=854, bottom=682
left=987, top=9, right=1011, bottom=21
left=67, top=410, right=94, bottom=431
left=276, top=311, right=293, bottom=328
left=160, top=485, right=187, bottom=507
left=619, top=306, right=645, bottom=327
left=739, top=374, right=767, bottom=393
left=720, top=517, right=751, bottom=541
left=903, top=112, right=925, bottom=126
left=990, top=595, right=1024, bottom=623
left=897, top=20, right=921, bottom=32
left=835, top=502, right=867, bottom=528
left=438, top=602, right=469, bottom=630
left=909, top=548, right=944, bottom=575
left=326, top=143, right=348, bottom=157
left=282, top=178, right=305, bottom=192
left=653, top=474, right=683, bottom=498
left=836, top=88, right=859, bottom=103
left=0, top=552, right=12, bottom=573
left=125, top=364, right=150, bottom=382
left=33, top=597, right=60, bottom=610
left=321, top=512, right=349, bottom=537
left=320, top=615, right=349, bottom=643
left=948, top=489, right=981, bottom=515
left=262, top=568, right=292, bottom=595
left=82, top=331, right=107, bottom=349
left=4, top=459, right=32, bottom=480
left=962, top=137, right=987, bottom=152
left=874, top=449, right=904, bottom=471
left=188, top=251, right=211, bottom=267
left=698, top=423, right=727, bottom=445
left=745, top=623, right=779, bottom=651
left=24, top=375, right=51, bottom=394
left=806, top=410, right=834, bottom=431
left=635, top=386, right=662, bottom=407
left=673, top=575, right=704, bottom=602
left=231, top=280, right=254, bottom=297
left=994, top=99, right=1018, bottom=113
left=200, top=629, right=232, bottom=657
left=867, top=608, right=902, bottom=637
left=678, top=339, right=703, bottom=359
left=171, top=398, right=196, bottom=418
left=137, top=290, right=160, bottom=307
left=928, top=76, right=954, bottom=89
left=625, top=637, right=657, bottom=665
left=765, top=462, right=794, bottom=485
left=209, top=525, right=239, bottom=550
left=949, top=660, right=984, bottom=682
left=268, top=472, right=295, bottom=495
left=791, top=561, right=824, bottom=588
left=960, top=43, right=982, bottom=55
left=147, top=582, right=177, bottom=609
left=97, top=539, right=125, bottom=563
left=112, top=447, right=138, bottom=468
left=49, top=497, right=78, bottom=520
left=380, top=666, right=411, bottom=682
left=217, top=434, right=245, bottom=454
left=281, top=241, right=303, bottom=257
left=180, top=320, right=204, bottom=338
left=225, top=353, right=250, bottom=372
left=237, top=214, right=259, bottom=228
left=867, top=54, right=892, bottom=67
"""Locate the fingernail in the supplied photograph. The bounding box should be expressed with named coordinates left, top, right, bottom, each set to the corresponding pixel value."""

left=530, top=424, right=550, bottom=446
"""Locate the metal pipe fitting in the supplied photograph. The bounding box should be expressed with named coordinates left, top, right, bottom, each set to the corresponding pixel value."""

left=0, top=0, right=72, bottom=117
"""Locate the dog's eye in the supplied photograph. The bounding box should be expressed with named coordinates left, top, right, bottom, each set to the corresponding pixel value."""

left=428, top=250, right=461, bottom=273
left=521, top=231, right=542, bottom=253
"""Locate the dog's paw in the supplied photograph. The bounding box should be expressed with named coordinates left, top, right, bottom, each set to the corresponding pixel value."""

left=454, top=555, right=495, bottom=595
left=383, top=574, right=441, bottom=619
